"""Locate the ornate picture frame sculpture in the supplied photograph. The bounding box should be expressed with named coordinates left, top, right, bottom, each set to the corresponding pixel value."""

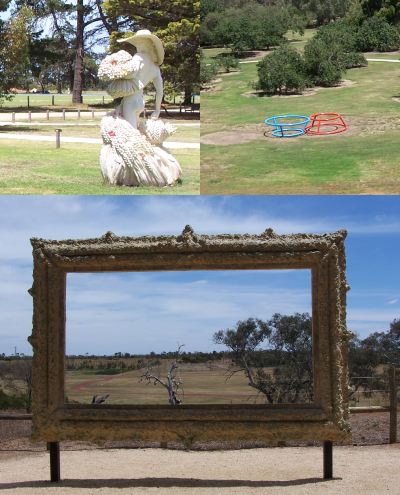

left=29, top=227, right=351, bottom=478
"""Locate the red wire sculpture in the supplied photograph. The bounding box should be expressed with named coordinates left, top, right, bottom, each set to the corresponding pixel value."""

left=305, top=113, right=348, bottom=136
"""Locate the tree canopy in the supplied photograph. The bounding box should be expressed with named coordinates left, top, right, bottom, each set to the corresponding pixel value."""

left=106, top=0, right=200, bottom=103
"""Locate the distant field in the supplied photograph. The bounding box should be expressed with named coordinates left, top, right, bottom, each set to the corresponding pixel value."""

left=0, top=92, right=113, bottom=110
left=65, top=361, right=274, bottom=405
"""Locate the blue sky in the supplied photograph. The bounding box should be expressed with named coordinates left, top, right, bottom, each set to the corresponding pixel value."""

left=0, top=195, right=398, bottom=355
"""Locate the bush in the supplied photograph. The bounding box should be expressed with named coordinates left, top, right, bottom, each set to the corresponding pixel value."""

left=356, top=16, right=400, bottom=52
left=256, top=45, right=308, bottom=95
left=0, top=387, right=27, bottom=410
left=342, top=51, right=368, bottom=69
left=304, top=36, right=347, bottom=87
left=200, top=57, right=219, bottom=86
left=217, top=54, right=239, bottom=72
left=314, top=19, right=358, bottom=53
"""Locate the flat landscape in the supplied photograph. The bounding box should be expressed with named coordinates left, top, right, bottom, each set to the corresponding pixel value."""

left=201, top=31, right=400, bottom=194
left=66, top=361, right=281, bottom=405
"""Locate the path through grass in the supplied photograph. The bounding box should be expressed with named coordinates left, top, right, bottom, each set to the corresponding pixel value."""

left=201, top=31, right=400, bottom=194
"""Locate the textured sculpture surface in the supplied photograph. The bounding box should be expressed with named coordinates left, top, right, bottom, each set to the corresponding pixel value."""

left=29, top=228, right=351, bottom=445
left=98, top=30, right=182, bottom=187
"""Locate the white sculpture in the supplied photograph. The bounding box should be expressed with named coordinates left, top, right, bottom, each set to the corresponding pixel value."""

left=98, top=29, right=182, bottom=187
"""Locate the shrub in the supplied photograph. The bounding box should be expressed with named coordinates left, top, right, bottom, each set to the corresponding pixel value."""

left=314, top=19, right=358, bottom=53
left=342, top=51, right=368, bottom=69
left=356, top=17, right=400, bottom=52
left=217, top=54, right=239, bottom=73
left=256, top=45, right=308, bottom=95
left=200, top=58, right=219, bottom=86
left=0, top=388, right=27, bottom=410
left=304, top=36, right=347, bottom=87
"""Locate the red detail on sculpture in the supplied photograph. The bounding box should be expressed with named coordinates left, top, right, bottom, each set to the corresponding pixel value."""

left=108, top=130, right=116, bottom=137
left=305, top=113, right=348, bottom=136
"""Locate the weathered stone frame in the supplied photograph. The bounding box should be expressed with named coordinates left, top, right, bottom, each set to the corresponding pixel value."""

left=29, top=226, right=351, bottom=444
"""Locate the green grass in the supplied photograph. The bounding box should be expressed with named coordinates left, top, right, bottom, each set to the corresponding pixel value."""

left=0, top=140, right=199, bottom=195
left=0, top=121, right=200, bottom=141
left=201, top=30, right=400, bottom=194
left=0, top=91, right=113, bottom=110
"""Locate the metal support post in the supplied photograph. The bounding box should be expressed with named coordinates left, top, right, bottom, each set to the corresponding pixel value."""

left=48, top=442, right=60, bottom=482
left=323, top=441, right=333, bottom=479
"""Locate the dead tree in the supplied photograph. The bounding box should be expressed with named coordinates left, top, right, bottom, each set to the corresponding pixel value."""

left=141, top=346, right=184, bottom=406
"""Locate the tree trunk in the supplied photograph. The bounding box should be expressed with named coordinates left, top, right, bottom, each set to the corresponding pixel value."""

left=183, top=85, right=192, bottom=105
left=72, top=0, right=84, bottom=104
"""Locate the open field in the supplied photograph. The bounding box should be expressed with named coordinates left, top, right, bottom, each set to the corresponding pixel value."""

left=0, top=444, right=399, bottom=494
left=201, top=31, right=400, bottom=194
left=0, top=91, right=200, bottom=111
left=65, top=362, right=284, bottom=405
left=0, top=92, right=113, bottom=110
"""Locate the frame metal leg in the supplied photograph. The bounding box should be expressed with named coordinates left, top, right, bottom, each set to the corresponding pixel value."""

left=49, top=442, right=61, bottom=482
left=323, top=440, right=333, bottom=479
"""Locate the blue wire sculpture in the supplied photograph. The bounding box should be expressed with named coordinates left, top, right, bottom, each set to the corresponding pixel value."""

left=264, top=115, right=310, bottom=138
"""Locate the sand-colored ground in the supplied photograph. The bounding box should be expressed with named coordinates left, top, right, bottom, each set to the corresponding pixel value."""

left=0, top=445, right=398, bottom=495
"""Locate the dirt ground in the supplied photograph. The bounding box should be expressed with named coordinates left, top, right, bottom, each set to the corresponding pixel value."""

left=0, top=444, right=399, bottom=495
left=0, top=413, right=398, bottom=493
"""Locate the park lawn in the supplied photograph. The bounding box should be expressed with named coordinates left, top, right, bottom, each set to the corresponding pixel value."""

left=0, top=91, right=113, bottom=110
left=0, top=140, right=199, bottom=195
left=201, top=42, right=400, bottom=194
left=201, top=133, right=400, bottom=194
left=0, top=122, right=200, bottom=141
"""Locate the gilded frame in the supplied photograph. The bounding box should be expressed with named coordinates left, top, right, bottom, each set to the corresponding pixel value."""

left=29, top=226, right=351, bottom=444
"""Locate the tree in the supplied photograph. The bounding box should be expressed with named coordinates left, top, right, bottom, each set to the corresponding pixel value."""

left=200, top=55, right=219, bottom=87
left=303, top=34, right=347, bottom=86
left=0, top=5, right=32, bottom=97
left=361, top=0, right=400, bottom=23
left=217, top=53, right=239, bottom=72
left=140, top=346, right=184, bottom=405
left=106, top=0, right=200, bottom=104
left=356, top=16, right=400, bottom=51
left=214, top=313, right=313, bottom=404
left=256, top=45, right=308, bottom=94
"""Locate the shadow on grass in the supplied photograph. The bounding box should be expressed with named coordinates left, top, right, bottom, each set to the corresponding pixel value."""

left=0, top=476, right=340, bottom=489
left=0, top=125, right=40, bottom=133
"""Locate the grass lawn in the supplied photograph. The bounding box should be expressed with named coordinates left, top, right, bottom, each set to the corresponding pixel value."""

left=201, top=30, right=400, bottom=194
left=0, top=121, right=200, bottom=141
left=0, top=140, right=199, bottom=195
left=0, top=91, right=113, bottom=110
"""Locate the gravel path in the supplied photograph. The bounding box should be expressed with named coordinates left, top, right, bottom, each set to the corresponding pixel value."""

left=0, top=445, right=398, bottom=494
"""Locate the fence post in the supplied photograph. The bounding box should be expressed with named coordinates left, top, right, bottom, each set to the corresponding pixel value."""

left=62, top=109, right=66, bottom=121
left=389, top=366, right=397, bottom=444
left=27, top=95, right=30, bottom=108
left=46, top=110, right=50, bottom=120
left=91, top=110, right=94, bottom=120
left=28, top=111, right=32, bottom=123
left=55, top=129, right=62, bottom=149
left=12, top=112, right=15, bottom=123
left=102, top=95, right=105, bottom=105
left=77, top=109, right=80, bottom=120
left=52, top=95, right=55, bottom=106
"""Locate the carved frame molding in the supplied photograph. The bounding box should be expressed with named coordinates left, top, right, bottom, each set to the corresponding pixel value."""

left=29, top=226, right=351, bottom=444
